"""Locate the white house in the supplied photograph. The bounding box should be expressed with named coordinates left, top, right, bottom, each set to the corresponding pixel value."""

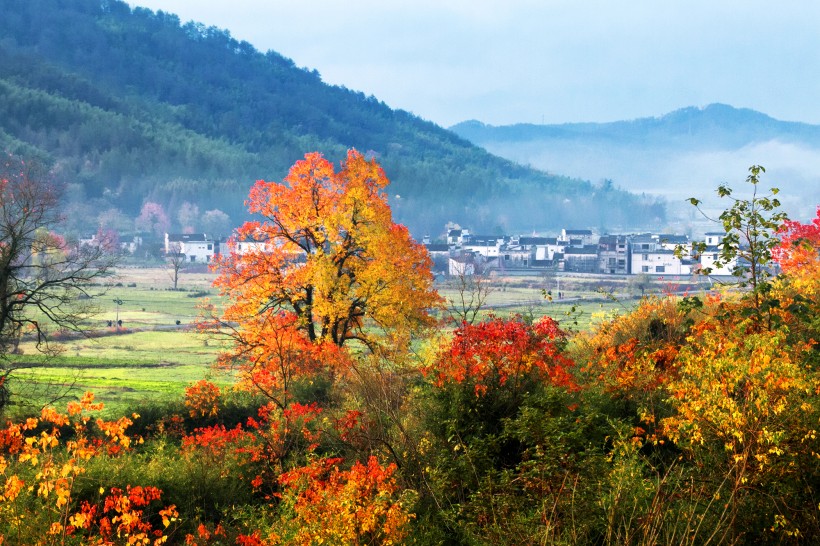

left=560, top=229, right=595, bottom=246
left=165, top=233, right=217, bottom=263
left=232, top=238, right=273, bottom=255
left=631, top=249, right=693, bottom=275
left=598, top=235, right=630, bottom=274
left=463, top=235, right=503, bottom=258
left=500, top=245, right=534, bottom=268
left=563, top=245, right=600, bottom=273
left=698, top=233, right=737, bottom=275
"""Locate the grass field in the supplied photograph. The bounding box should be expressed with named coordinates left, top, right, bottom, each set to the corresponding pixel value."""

left=4, top=267, right=670, bottom=416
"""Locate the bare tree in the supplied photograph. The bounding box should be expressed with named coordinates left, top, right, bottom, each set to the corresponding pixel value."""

left=0, top=156, right=116, bottom=410
left=165, top=241, right=186, bottom=290
left=446, top=266, right=494, bottom=325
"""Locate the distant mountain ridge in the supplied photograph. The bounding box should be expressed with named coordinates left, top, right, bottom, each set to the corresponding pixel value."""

left=450, top=104, right=820, bottom=222
left=451, top=104, right=820, bottom=149
left=0, top=0, right=664, bottom=237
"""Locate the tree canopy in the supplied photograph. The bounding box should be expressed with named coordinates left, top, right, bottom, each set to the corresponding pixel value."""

left=213, top=150, right=441, bottom=355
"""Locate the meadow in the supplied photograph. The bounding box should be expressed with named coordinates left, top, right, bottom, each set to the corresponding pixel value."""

left=8, top=267, right=228, bottom=416
left=7, top=267, right=646, bottom=416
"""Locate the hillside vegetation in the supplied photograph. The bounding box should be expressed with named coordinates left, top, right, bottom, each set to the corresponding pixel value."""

left=0, top=0, right=664, bottom=235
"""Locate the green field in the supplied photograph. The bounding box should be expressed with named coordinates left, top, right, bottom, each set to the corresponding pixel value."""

left=5, top=268, right=660, bottom=416
left=6, top=268, right=231, bottom=416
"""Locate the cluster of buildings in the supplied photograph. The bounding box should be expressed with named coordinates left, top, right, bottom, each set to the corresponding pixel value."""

left=426, top=227, right=735, bottom=277
left=159, top=227, right=736, bottom=278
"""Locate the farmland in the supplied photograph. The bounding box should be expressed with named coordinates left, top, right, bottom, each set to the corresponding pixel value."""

left=6, top=266, right=657, bottom=416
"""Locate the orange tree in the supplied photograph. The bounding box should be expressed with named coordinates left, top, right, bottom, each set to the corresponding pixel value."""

left=212, top=149, right=440, bottom=352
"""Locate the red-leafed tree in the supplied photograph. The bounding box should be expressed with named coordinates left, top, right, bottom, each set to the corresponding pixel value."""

left=774, top=205, right=820, bottom=273
left=429, top=315, right=576, bottom=396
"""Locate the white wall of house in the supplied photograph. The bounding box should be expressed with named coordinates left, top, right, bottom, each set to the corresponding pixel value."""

left=463, top=242, right=501, bottom=258
left=182, top=241, right=215, bottom=262
left=631, top=250, right=691, bottom=275
left=560, top=229, right=595, bottom=245
left=704, top=232, right=725, bottom=247
left=501, top=247, right=533, bottom=267
left=700, top=249, right=737, bottom=276
left=165, top=233, right=216, bottom=263
left=537, top=242, right=565, bottom=260
left=233, top=240, right=272, bottom=255
left=449, top=257, right=475, bottom=276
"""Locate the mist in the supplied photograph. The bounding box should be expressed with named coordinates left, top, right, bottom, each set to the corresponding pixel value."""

left=470, top=138, right=819, bottom=234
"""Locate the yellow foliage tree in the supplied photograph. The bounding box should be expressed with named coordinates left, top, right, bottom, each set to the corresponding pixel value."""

left=212, top=150, right=441, bottom=354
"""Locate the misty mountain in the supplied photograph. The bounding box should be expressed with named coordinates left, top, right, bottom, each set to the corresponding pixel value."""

left=0, top=0, right=664, bottom=237
left=451, top=104, right=820, bottom=225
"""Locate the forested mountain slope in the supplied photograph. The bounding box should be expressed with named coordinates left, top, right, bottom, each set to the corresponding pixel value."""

left=0, top=0, right=663, bottom=236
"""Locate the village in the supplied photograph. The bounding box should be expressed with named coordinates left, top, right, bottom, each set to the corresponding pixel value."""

left=155, top=225, right=737, bottom=279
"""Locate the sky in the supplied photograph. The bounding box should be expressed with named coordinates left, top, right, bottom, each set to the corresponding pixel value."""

left=128, top=1, right=820, bottom=128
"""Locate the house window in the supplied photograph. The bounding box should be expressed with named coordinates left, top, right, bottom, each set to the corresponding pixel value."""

left=504, top=254, right=510, bottom=261
left=642, top=254, right=648, bottom=260
left=642, top=266, right=650, bottom=273
left=189, top=256, right=196, bottom=262
left=207, top=244, right=213, bottom=250
left=617, top=259, right=625, bottom=266
left=656, top=266, right=665, bottom=273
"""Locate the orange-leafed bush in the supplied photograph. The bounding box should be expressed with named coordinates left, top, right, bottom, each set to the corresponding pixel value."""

left=276, top=456, right=412, bottom=545
left=185, top=379, right=221, bottom=418
left=0, top=393, right=178, bottom=544
left=579, top=295, right=698, bottom=397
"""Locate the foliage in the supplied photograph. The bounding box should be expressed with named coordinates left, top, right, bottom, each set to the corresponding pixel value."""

left=774, top=205, right=820, bottom=274
left=135, top=202, right=171, bottom=238
left=2, top=161, right=819, bottom=544
left=683, top=165, right=788, bottom=321
left=275, top=456, right=412, bottom=545
left=428, top=314, right=575, bottom=396
left=0, top=393, right=180, bottom=544
left=210, top=151, right=442, bottom=373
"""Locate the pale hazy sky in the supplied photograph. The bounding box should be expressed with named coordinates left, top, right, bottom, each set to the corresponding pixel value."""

left=129, top=1, right=820, bottom=128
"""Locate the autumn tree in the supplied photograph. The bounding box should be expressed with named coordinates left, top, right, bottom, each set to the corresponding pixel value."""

left=774, top=205, right=820, bottom=274
left=0, top=155, right=115, bottom=409
left=177, top=201, right=200, bottom=233
left=135, top=201, right=170, bottom=238
left=213, top=150, right=441, bottom=353
left=200, top=208, right=231, bottom=238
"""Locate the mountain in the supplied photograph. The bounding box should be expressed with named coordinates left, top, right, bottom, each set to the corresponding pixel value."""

left=0, top=0, right=664, bottom=238
left=451, top=104, right=820, bottom=222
